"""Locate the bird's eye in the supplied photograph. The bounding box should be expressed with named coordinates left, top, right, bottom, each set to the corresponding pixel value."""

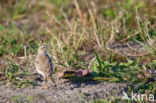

left=41, top=46, right=45, bottom=49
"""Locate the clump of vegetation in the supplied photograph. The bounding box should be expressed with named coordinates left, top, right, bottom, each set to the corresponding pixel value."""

left=0, top=0, right=155, bottom=101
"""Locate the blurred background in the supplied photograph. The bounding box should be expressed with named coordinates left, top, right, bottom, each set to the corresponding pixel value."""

left=0, top=0, right=156, bottom=97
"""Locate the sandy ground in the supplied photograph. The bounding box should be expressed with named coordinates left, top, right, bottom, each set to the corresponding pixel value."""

left=0, top=78, right=127, bottom=103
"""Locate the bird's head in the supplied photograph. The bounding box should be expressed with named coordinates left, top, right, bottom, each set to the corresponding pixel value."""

left=38, top=45, right=48, bottom=54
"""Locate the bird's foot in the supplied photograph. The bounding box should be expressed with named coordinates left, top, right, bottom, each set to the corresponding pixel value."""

left=53, top=84, right=57, bottom=87
left=40, top=85, right=49, bottom=89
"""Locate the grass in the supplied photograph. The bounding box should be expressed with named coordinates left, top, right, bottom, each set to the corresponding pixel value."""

left=0, top=0, right=156, bottom=102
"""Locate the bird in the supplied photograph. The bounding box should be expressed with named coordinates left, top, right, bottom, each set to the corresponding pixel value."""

left=35, top=45, right=56, bottom=89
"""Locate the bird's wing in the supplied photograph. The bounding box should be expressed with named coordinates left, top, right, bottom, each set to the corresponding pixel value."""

left=35, top=54, right=52, bottom=76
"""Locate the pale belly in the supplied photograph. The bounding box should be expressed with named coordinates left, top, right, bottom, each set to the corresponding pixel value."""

left=36, top=66, right=45, bottom=77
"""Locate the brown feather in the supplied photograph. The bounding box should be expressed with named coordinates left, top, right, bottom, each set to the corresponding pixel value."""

left=35, top=53, right=51, bottom=76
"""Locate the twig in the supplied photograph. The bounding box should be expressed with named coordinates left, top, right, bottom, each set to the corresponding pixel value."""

left=61, top=7, right=72, bottom=30
left=88, top=56, right=96, bottom=69
left=24, top=46, right=27, bottom=57
left=106, top=26, right=150, bottom=57
left=85, top=1, right=101, bottom=49
left=120, top=31, right=139, bottom=42
left=74, top=0, right=86, bottom=26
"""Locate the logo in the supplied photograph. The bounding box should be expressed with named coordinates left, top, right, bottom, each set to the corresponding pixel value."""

left=122, top=91, right=154, bottom=102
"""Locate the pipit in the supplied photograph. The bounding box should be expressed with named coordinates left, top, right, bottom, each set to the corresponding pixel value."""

left=35, top=45, right=56, bottom=89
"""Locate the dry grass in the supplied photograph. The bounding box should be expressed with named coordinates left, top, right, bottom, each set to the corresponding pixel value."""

left=0, top=0, right=156, bottom=98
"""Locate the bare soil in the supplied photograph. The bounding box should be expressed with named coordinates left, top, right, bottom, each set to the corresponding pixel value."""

left=0, top=77, right=127, bottom=103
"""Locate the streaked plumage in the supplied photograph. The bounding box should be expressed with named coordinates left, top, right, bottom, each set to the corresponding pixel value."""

left=35, top=45, right=56, bottom=88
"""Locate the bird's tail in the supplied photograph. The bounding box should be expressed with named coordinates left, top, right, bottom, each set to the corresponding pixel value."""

left=47, top=76, right=57, bottom=87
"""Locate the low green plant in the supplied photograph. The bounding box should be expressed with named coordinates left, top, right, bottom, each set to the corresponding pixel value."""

left=91, top=53, right=156, bottom=94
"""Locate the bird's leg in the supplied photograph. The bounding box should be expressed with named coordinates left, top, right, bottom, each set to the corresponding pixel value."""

left=42, top=76, right=45, bottom=85
left=48, top=77, right=57, bottom=87
left=40, top=76, right=49, bottom=89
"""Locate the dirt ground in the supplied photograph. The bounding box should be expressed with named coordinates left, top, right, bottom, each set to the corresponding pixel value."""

left=0, top=40, right=154, bottom=103
left=0, top=77, right=127, bottom=103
